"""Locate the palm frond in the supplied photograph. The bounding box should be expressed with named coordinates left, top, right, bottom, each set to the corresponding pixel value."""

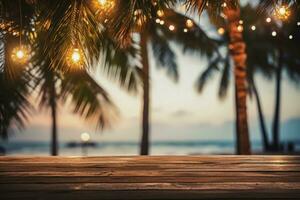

left=61, top=70, right=117, bottom=129
left=195, top=56, right=220, bottom=93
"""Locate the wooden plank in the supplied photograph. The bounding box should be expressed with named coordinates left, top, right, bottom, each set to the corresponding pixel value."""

left=0, top=156, right=299, bottom=199
left=1, top=156, right=300, bottom=163
left=1, top=175, right=299, bottom=184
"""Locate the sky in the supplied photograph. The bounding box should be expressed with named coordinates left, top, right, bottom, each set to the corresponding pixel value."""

left=6, top=1, right=300, bottom=146
left=10, top=45, right=300, bottom=144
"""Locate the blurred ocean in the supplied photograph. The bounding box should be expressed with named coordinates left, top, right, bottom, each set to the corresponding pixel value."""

left=0, top=140, right=271, bottom=156
left=1, top=140, right=299, bottom=156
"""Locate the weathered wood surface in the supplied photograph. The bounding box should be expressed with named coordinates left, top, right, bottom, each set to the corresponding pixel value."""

left=0, top=156, right=300, bottom=199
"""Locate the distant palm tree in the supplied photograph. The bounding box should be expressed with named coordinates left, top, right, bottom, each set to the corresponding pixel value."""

left=112, top=1, right=220, bottom=155
left=186, top=0, right=251, bottom=154
left=193, top=3, right=300, bottom=152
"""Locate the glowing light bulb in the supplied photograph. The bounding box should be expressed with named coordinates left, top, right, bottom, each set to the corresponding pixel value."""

left=297, top=22, right=300, bottom=26
left=237, top=25, right=243, bottom=32
left=239, top=20, right=243, bottom=25
left=95, top=0, right=115, bottom=14
left=155, top=18, right=160, bottom=24
left=251, top=25, right=256, bottom=31
left=11, top=46, right=29, bottom=64
left=16, top=50, right=24, bottom=59
left=186, top=19, right=194, bottom=28
left=157, top=10, right=164, bottom=17
left=275, top=5, right=290, bottom=20
left=71, top=49, right=81, bottom=63
left=159, top=20, right=165, bottom=25
left=272, top=31, right=277, bottom=37
left=289, top=35, right=293, bottom=40
left=81, top=132, right=90, bottom=142
left=266, top=17, right=272, bottom=23
left=67, top=47, right=84, bottom=68
left=218, top=27, right=225, bottom=35
left=169, top=25, right=175, bottom=31
left=183, top=28, right=188, bottom=33
left=279, top=7, right=286, bottom=15
left=222, top=2, right=227, bottom=7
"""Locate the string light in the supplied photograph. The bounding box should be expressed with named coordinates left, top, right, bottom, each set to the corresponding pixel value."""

left=168, top=25, right=175, bottom=31
left=237, top=25, right=243, bottom=32
left=218, top=27, right=225, bottom=35
left=155, top=18, right=160, bottom=24
left=96, top=0, right=115, bottom=10
left=275, top=5, right=290, bottom=20
left=289, top=35, right=293, bottom=40
left=221, top=2, right=227, bottom=7
left=297, top=22, right=300, bottom=26
left=251, top=25, right=256, bottom=31
left=66, top=47, right=84, bottom=69
left=12, top=0, right=30, bottom=65
left=183, top=28, right=188, bottom=33
left=272, top=31, right=277, bottom=37
left=266, top=17, right=272, bottom=23
left=157, top=10, right=164, bottom=17
left=11, top=46, right=29, bottom=64
left=186, top=19, right=194, bottom=28
left=159, top=20, right=165, bottom=25
left=239, top=20, right=243, bottom=25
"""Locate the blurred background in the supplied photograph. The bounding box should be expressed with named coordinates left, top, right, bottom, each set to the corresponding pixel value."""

left=0, top=0, right=299, bottom=156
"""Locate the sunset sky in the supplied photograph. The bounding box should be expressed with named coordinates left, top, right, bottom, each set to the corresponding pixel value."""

left=11, top=45, right=300, bottom=144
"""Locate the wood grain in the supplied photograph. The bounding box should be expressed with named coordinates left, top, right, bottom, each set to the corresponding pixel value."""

left=0, top=156, right=299, bottom=199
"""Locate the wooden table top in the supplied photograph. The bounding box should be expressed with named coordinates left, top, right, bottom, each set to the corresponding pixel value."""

left=0, top=156, right=300, bottom=199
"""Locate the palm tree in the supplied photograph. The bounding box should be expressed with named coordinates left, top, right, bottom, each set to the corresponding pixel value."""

left=194, top=3, right=300, bottom=153
left=31, top=0, right=142, bottom=155
left=1, top=0, right=141, bottom=155
left=110, top=2, right=219, bottom=155
left=186, top=0, right=251, bottom=154
left=0, top=0, right=34, bottom=139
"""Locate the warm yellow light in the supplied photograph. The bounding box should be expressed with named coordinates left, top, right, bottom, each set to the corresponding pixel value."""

left=297, top=22, right=300, bottom=26
left=155, top=18, right=160, bottom=24
left=222, top=2, right=227, bottom=7
left=81, top=132, right=90, bottom=142
left=266, top=17, right=272, bottom=23
left=217, top=27, right=225, bottom=35
left=186, top=19, right=194, bottom=28
left=279, top=7, right=286, bottom=15
left=16, top=50, right=24, bottom=59
left=183, top=28, right=188, bottom=33
left=272, top=31, right=277, bottom=37
left=239, top=20, right=243, bottom=25
left=159, top=20, right=165, bottom=25
left=66, top=47, right=84, bottom=69
left=71, top=49, right=81, bottom=63
left=289, top=35, right=293, bottom=40
left=237, top=25, right=243, bottom=32
left=94, top=0, right=115, bottom=17
left=11, top=46, right=29, bottom=64
left=157, top=10, right=164, bottom=17
left=169, top=25, right=175, bottom=31
left=275, top=5, right=290, bottom=20
left=251, top=25, right=256, bottom=31
left=98, top=0, right=107, bottom=5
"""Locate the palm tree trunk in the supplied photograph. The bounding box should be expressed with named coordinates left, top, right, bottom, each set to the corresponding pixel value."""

left=224, top=7, right=251, bottom=155
left=140, top=31, right=150, bottom=155
left=272, top=49, right=283, bottom=151
left=252, top=79, right=269, bottom=151
left=50, top=78, right=58, bottom=156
